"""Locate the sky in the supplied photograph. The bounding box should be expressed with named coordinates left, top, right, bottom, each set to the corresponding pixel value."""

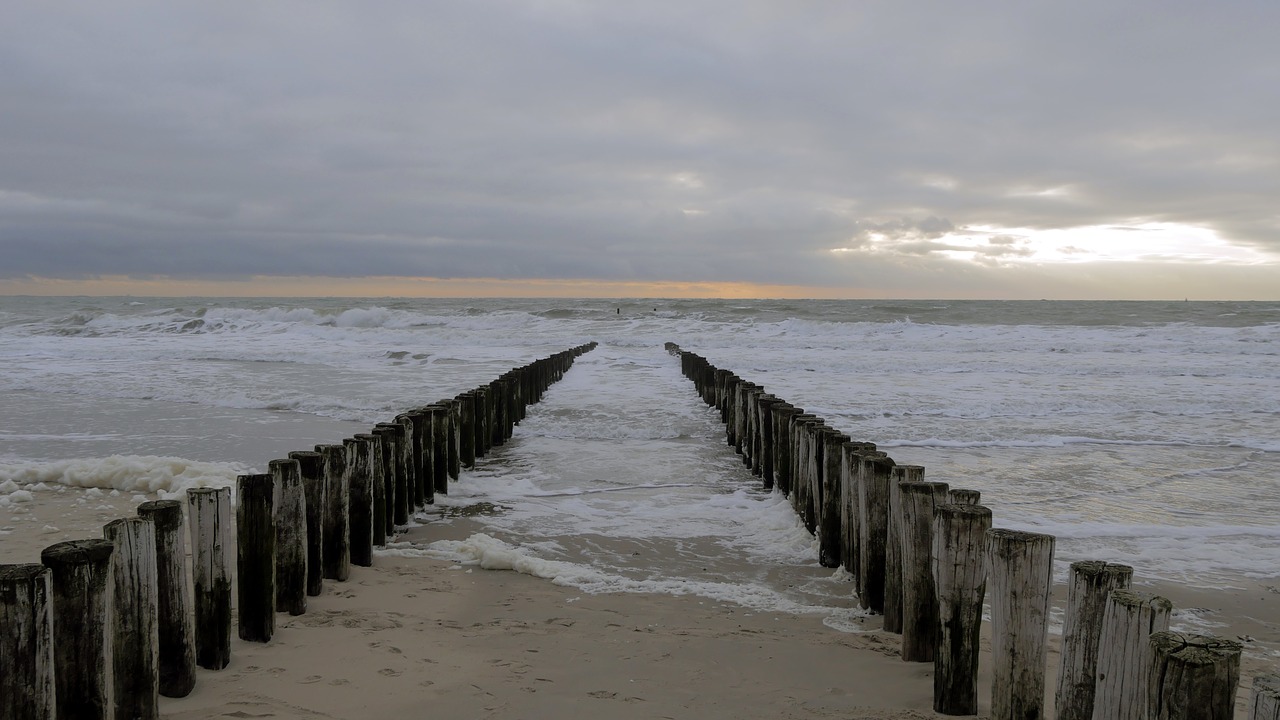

left=2, top=2, right=1278, bottom=300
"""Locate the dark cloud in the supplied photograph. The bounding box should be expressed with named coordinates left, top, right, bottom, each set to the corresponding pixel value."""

left=1, top=1, right=1278, bottom=296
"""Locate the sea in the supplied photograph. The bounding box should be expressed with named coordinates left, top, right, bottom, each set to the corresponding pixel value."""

left=1, top=296, right=1278, bottom=643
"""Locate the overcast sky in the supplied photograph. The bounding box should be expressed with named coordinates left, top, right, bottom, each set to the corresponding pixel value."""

left=2, top=2, right=1278, bottom=299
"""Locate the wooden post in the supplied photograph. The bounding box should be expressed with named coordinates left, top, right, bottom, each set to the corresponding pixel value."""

left=40, top=540, right=112, bottom=719
left=372, top=425, right=397, bottom=542
left=186, top=487, right=231, bottom=669
left=841, top=442, right=876, bottom=584
left=857, top=451, right=895, bottom=613
left=345, top=436, right=374, bottom=567
left=104, top=516, right=160, bottom=720
left=393, top=414, right=414, bottom=524
left=457, top=392, right=476, bottom=468
left=316, top=443, right=350, bottom=581
left=1148, top=631, right=1242, bottom=720
left=1054, top=561, right=1133, bottom=720
left=948, top=488, right=981, bottom=505
left=932, top=503, right=992, bottom=716
left=771, top=404, right=799, bottom=494
left=429, top=404, right=449, bottom=497
left=409, top=409, right=433, bottom=506
left=136, top=500, right=198, bottom=697
left=445, top=398, right=461, bottom=481
left=885, top=464, right=924, bottom=634
left=817, top=427, right=845, bottom=569
left=987, top=528, right=1055, bottom=720
left=287, top=450, right=325, bottom=597
left=472, top=388, right=490, bottom=458
left=899, top=480, right=949, bottom=661
left=236, top=473, right=276, bottom=643
left=1252, top=675, right=1280, bottom=720
left=1092, top=589, right=1172, bottom=720
left=267, top=459, right=307, bottom=615
left=361, top=432, right=386, bottom=547
left=0, top=564, right=55, bottom=720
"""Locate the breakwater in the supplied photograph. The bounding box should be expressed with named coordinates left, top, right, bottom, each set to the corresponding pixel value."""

left=669, top=342, right=1277, bottom=720
left=0, top=343, right=595, bottom=720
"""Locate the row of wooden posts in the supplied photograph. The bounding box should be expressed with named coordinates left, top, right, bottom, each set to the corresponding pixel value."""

left=669, top=344, right=1278, bottom=720
left=0, top=343, right=597, bottom=720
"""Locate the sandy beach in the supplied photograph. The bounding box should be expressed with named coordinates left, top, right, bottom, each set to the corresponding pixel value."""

left=4, top=484, right=1277, bottom=720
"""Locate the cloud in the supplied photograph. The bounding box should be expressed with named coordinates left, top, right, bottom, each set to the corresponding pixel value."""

left=0, top=1, right=1278, bottom=298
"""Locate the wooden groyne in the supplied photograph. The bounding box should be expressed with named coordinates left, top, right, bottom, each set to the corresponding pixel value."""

left=669, top=343, right=1272, bottom=719
left=0, top=343, right=595, bottom=720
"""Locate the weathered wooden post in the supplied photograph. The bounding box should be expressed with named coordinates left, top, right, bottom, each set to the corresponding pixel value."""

left=885, top=464, right=924, bottom=634
left=1092, top=589, right=1172, bottom=720
left=358, top=432, right=386, bottom=547
left=1253, top=675, right=1280, bottom=720
left=372, top=425, right=398, bottom=542
left=457, top=391, right=476, bottom=468
left=948, top=488, right=981, bottom=505
left=857, top=451, right=895, bottom=613
left=933, top=503, right=992, bottom=716
left=409, top=409, right=434, bottom=506
left=136, top=500, right=198, bottom=697
left=987, top=528, right=1055, bottom=720
left=818, top=427, right=845, bottom=569
left=472, top=387, right=490, bottom=457
left=429, top=404, right=449, bottom=496
left=0, top=564, right=55, bottom=720
left=345, top=435, right=374, bottom=567
left=267, top=459, right=307, bottom=615
left=186, top=487, right=232, bottom=669
left=771, top=404, right=800, bottom=494
left=757, top=395, right=778, bottom=488
left=1148, top=631, right=1242, bottom=720
left=1054, top=561, right=1133, bottom=720
left=445, top=398, right=461, bottom=480
left=840, top=441, right=876, bottom=583
left=236, top=473, right=276, bottom=643
left=899, top=480, right=950, bottom=661
left=104, top=516, right=160, bottom=720
left=394, top=414, right=415, bottom=524
left=40, top=540, right=112, bottom=719
left=316, top=443, right=350, bottom=581
left=288, top=450, right=325, bottom=597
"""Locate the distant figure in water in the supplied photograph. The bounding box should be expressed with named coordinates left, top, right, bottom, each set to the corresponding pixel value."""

left=616, top=307, right=620, bottom=315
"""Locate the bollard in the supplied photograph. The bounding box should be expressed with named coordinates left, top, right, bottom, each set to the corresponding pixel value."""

left=137, top=500, right=198, bottom=697
left=1055, top=561, right=1133, bottom=720
left=899, top=481, right=949, bottom=661
left=0, top=564, right=55, bottom=720
left=236, top=473, right=276, bottom=643
left=104, top=516, right=160, bottom=720
left=288, top=450, right=325, bottom=597
left=933, top=503, right=992, bottom=716
left=1092, top=590, right=1173, bottom=720
left=987, top=528, right=1055, bottom=720
left=358, top=432, right=386, bottom=547
left=186, top=487, right=232, bottom=669
left=40, top=540, right=113, bottom=719
left=394, top=414, right=415, bottom=524
left=1148, top=631, right=1242, bottom=720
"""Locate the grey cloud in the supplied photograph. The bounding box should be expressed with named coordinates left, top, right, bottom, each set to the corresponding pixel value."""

left=1, top=1, right=1278, bottom=295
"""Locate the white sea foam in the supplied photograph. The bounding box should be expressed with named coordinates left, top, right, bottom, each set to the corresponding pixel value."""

left=0, top=455, right=249, bottom=499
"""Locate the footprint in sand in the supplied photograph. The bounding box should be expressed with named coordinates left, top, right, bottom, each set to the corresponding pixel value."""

left=378, top=668, right=402, bottom=677
left=299, top=676, right=323, bottom=685
left=327, top=679, right=350, bottom=686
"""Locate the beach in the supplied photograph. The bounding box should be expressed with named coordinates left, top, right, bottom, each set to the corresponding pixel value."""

left=2, top=297, right=1278, bottom=717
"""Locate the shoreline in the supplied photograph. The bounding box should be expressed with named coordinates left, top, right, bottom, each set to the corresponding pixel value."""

left=3, top=489, right=1277, bottom=719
